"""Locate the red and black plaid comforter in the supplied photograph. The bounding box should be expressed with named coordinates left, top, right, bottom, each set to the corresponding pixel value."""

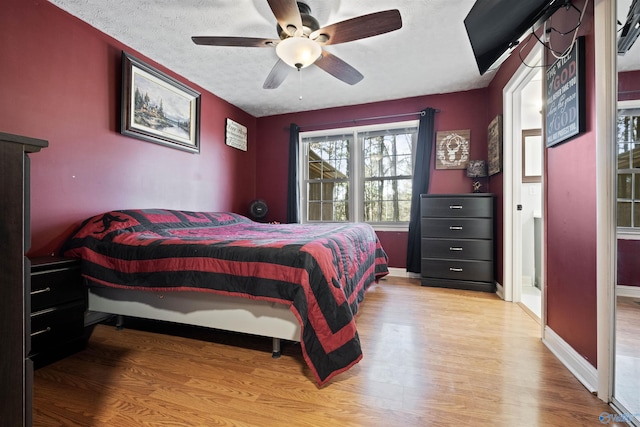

left=62, top=209, right=388, bottom=385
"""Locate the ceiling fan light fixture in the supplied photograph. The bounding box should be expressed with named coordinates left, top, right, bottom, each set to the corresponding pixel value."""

left=276, top=37, right=321, bottom=69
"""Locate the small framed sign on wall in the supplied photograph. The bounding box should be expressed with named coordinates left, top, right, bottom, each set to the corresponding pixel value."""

left=225, top=118, right=247, bottom=151
left=545, top=36, right=586, bottom=148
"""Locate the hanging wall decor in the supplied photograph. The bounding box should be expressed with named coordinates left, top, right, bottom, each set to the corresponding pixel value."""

left=435, top=130, right=470, bottom=170
left=545, top=36, right=586, bottom=148
left=487, top=115, right=503, bottom=176
left=121, top=52, right=201, bottom=153
left=225, top=118, right=248, bottom=151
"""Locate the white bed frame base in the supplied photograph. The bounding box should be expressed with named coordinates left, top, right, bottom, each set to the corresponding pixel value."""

left=88, top=287, right=301, bottom=356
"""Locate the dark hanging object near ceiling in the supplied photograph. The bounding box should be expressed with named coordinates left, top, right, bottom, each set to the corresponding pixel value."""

left=249, top=199, right=269, bottom=221
left=618, top=0, right=640, bottom=55
left=191, top=0, right=402, bottom=89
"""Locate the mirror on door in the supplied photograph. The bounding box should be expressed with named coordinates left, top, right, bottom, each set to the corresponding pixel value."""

left=614, top=0, right=640, bottom=421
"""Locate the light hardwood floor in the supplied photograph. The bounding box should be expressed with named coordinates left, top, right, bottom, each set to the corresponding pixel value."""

left=615, top=296, right=640, bottom=417
left=33, top=277, right=624, bottom=426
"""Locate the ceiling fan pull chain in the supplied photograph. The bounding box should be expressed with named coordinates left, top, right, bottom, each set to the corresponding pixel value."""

left=298, top=68, right=303, bottom=101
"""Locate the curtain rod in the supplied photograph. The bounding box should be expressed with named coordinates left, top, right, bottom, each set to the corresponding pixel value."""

left=297, top=109, right=440, bottom=131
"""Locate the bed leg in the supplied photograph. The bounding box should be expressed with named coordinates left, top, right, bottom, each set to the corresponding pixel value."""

left=272, top=338, right=281, bottom=358
left=115, top=315, right=124, bottom=330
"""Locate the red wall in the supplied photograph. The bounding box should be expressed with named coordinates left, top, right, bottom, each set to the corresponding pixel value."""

left=0, top=0, right=257, bottom=256
left=544, top=1, right=598, bottom=366
left=619, top=69, right=640, bottom=101
left=618, top=239, right=640, bottom=286
left=255, top=90, right=490, bottom=268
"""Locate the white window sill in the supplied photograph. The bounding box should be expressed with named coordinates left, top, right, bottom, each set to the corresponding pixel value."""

left=370, top=223, right=410, bottom=232
left=617, top=230, right=640, bottom=240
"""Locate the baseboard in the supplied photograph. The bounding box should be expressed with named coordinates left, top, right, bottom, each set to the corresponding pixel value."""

left=617, top=284, right=640, bottom=299
left=495, top=281, right=505, bottom=300
left=543, top=326, right=597, bottom=394
left=386, top=267, right=420, bottom=278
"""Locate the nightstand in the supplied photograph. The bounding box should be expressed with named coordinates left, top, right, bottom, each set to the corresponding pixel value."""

left=29, top=256, right=87, bottom=368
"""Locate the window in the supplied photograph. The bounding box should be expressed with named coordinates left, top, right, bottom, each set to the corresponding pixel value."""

left=300, top=121, right=419, bottom=227
left=617, top=101, right=640, bottom=229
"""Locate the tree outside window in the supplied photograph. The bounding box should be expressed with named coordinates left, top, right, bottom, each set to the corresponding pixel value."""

left=301, top=121, right=418, bottom=226
left=617, top=108, right=640, bottom=229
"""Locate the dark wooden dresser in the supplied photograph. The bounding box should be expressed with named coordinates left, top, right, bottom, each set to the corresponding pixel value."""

left=0, top=132, right=47, bottom=427
left=29, top=257, right=86, bottom=369
left=420, top=194, right=495, bottom=292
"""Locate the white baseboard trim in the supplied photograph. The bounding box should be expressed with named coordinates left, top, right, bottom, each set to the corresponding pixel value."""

left=495, top=282, right=505, bottom=300
left=617, top=284, right=640, bottom=299
left=386, top=267, right=420, bottom=278
left=543, top=326, right=597, bottom=394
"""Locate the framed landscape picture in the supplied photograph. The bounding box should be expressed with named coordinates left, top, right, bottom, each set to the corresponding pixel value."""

left=121, top=52, right=201, bottom=153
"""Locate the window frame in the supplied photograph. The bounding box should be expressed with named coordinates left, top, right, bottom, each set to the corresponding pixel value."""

left=616, top=99, right=640, bottom=237
left=299, top=120, right=419, bottom=231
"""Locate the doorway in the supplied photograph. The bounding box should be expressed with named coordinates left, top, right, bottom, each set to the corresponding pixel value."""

left=502, top=43, right=544, bottom=325
left=518, top=73, right=544, bottom=320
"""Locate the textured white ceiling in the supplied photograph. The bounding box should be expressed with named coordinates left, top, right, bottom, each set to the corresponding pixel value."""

left=48, top=0, right=639, bottom=117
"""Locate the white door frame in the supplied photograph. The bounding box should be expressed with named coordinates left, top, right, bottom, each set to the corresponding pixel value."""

left=501, top=43, right=544, bottom=320
left=594, top=0, right=616, bottom=404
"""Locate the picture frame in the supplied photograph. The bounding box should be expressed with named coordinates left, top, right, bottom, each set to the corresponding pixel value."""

left=487, top=114, right=503, bottom=176
left=545, top=36, right=586, bottom=148
left=121, top=52, right=201, bottom=153
left=225, top=118, right=247, bottom=151
left=435, top=130, right=470, bottom=170
left=522, top=129, right=542, bottom=183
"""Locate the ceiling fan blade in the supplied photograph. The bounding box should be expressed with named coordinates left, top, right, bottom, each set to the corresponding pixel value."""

left=310, top=10, right=402, bottom=45
left=192, top=36, right=278, bottom=47
left=267, top=0, right=303, bottom=37
left=315, top=50, right=364, bottom=85
left=263, top=59, right=290, bottom=89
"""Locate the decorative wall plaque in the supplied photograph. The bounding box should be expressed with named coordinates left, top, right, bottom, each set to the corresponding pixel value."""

left=225, top=118, right=247, bottom=151
left=435, top=130, right=470, bottom=170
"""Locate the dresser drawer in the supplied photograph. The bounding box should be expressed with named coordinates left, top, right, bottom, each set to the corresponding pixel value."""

left=422, top=238, right=493, bottom=261
left=421, top=218, right=493, bottom=239
left=30, top=300, right=85, bottom=353
left=31, top=266, right=83, bottom=312
left=420, top=196, right=493, bottom=218
left=421, top=259, right=493, bottom=282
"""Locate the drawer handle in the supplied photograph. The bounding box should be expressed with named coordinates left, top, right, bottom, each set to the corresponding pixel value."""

left=449, top=267, right=463, bottom=272
left=30, top=287, right=51, bottom=295
left=449, top=247, right=463, bottom=251
left=449, top=205, right=463, bottom=209
left=31, top=327, right=52, bottom=337
left=449, top=226, right=463, bottom=230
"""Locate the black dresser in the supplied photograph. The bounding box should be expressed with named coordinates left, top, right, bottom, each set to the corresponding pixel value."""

left=420, top=194, right=495, bottom=292
left=0, top=132, right=47, bottom=427
left=29, top=257, right=86, bottom=369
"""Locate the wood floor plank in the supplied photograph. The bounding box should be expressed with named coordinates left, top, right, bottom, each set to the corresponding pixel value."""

left=33, top=277, right=626, bottom=426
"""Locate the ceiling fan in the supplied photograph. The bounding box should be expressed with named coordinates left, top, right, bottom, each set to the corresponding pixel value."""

left=192, top=0, right=402, bottom=89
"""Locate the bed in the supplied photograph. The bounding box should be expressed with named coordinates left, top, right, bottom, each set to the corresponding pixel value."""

left=62, top=209, right=388, bottom=385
